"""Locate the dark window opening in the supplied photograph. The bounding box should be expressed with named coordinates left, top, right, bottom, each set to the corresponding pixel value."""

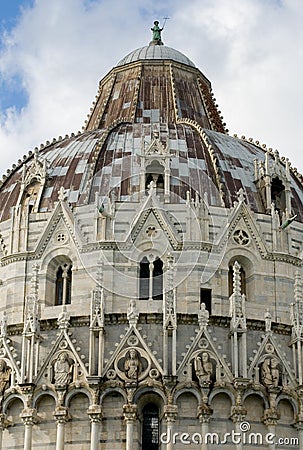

left=200, top=288, right=212, bottom=314
left=156, top=174, right=164, bottom=191
left=152, top=258, right=163, bottom=300
left=271, top=177, right=285, bottom=212
left=139, top=257, right=163, bottom=300
left=145, top=174, right=154, bottom=190
left=142, top=404, right=159, bottom=450
left=55, top=266, right=63, bottom=306
left=55, top=264, right=72, bottom=306
left=66, top=265, right=72, bottom=305
left=228, top=265, right=246, bottom=297
left=139, top=257, right=150, bottom=300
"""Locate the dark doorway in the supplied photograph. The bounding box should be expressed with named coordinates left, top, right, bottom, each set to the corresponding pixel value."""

left=142, top=403, right=159, bottom=450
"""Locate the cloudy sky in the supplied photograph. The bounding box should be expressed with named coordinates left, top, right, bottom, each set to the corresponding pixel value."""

left=0, top=0, right=302, bottom=176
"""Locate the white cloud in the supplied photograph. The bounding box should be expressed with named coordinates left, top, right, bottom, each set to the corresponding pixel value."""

left=0, top=0, right=302, bottom=176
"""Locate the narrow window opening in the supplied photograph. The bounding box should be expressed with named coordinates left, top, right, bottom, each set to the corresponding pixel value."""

left=55, top=263, right=72, bottom=306
left=200, top=288, right=212, bottom=314
left=271, top=177, right=285, bottom=213
left=152, top=258, right=163, bottom=300
left=65, top=265, right=72, bottom=305
left=139, top=257, right=150, bottom=300
left=142, top=403, right=159, bottom=450
left=145, top=174, right=154, bottom=190
left=55, top=266, right=64, bottom=306
left=156, top=174, right=164, bottom=191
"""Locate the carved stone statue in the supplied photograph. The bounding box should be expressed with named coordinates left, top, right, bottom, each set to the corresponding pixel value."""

left=261, top=358, right=279, bottom=388
left=57, top=307, right=70, bottom=329
left=198, top=303, right=209, bottom=329
left=0, top=359, right=11, bottom=394
left=0, top=312, right=7, bottom=337
left=127, top=299, right=139, bottom=326
left=194, top=352, right=213, bottom=384
left=124, top=349, right=142, bottom=380
left=54, top=352, right=73, bottom=386
left=264, top=309, right=272, bottom=332
left=151, top=21, right=163, bottom=42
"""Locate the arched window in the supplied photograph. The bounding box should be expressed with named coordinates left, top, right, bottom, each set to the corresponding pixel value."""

left=228, top=264, right=246, bottom=297
left=55, top=263, right=72, bottom=306
left=22, top=181, right=40, bottom=213
left=142, top=404, right=159, bottom=450
left=145, top=160, right=165, bottom=194
left=139, top=257, right=163, bottom=300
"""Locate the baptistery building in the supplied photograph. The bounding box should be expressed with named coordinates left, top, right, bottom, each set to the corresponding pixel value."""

left=0, top=24, right=303, bottom=449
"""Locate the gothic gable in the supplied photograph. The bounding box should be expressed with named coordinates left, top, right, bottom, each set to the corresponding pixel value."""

left=102, top=325, right=163, bottom=385
left=34, top=195, right=83, bottom=258
left=248, top=332, right=296, bottom=389
left=177, top=326, right=233, bottom=385
left=218, top=194, right=268, bottom=258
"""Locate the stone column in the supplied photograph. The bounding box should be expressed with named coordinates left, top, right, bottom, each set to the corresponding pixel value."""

left=164, top=404, right=178, bottom=450
left=197, top=405, right=212, bottom=450
left=295, top=420, right=303, bottom=450
left=87, top=405, right=102, bottom=450
left=164, top=166, right=170, bottom=203
left=263, top=412, right=279, bottom=450
left=230, top=406, right=247, bottom=450
left=54, top=407, right=69, bottom=450
left=295, top=387, right=303, bottom=450
left=123, top=404, right=137, bottom=450
left=0, top=414, right=7, bottom=450
left=20, top=409, right=37, bottom=450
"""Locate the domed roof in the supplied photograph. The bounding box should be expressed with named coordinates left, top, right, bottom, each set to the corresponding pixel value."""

left=117, top=45, right=195, bottom=68
left=1, top=125, right=303, bottom=223
left=1, top=37, right=303, bottom=225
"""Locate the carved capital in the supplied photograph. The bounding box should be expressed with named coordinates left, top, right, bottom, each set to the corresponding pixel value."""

left=197, top=404, right=212, bottom=423
left=230, top=405, right=247, bottom=423
left=53, top=406, right=70, bottom=424
left=87, top=405, right=102, bottom=423
left=164, top=404, right=178, bottom=423
left=18, top=383, right=35, bottom=408
left=0, top=413, right=11, bottom=430
left=294, top=415, right=303, bottom=430
left=20, top=408, right=38, bottom=426
left=262, top=408, right=280, bottom=426
left=123, top=404, right=137, bottom=422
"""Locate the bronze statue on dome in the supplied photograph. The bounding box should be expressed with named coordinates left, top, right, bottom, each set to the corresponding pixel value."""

left=151, top=21, right=163, bottom=41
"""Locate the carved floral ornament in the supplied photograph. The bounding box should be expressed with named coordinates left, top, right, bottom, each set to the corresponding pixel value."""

left=233, top=229, right=250, bottom=246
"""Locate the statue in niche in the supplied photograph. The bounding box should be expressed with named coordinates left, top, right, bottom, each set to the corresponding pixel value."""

left=0, top=359, right=11, bottom=395
left=261, top=358, right=279, bottom=388
left=124, top=349, right=142, bottom=380
left=194, top=352, right=213, bottom=384
left=54, top=352, right=73, bottom=386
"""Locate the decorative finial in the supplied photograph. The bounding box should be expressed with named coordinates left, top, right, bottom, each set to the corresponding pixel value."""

left=150, top=20, right=164, bottom=46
